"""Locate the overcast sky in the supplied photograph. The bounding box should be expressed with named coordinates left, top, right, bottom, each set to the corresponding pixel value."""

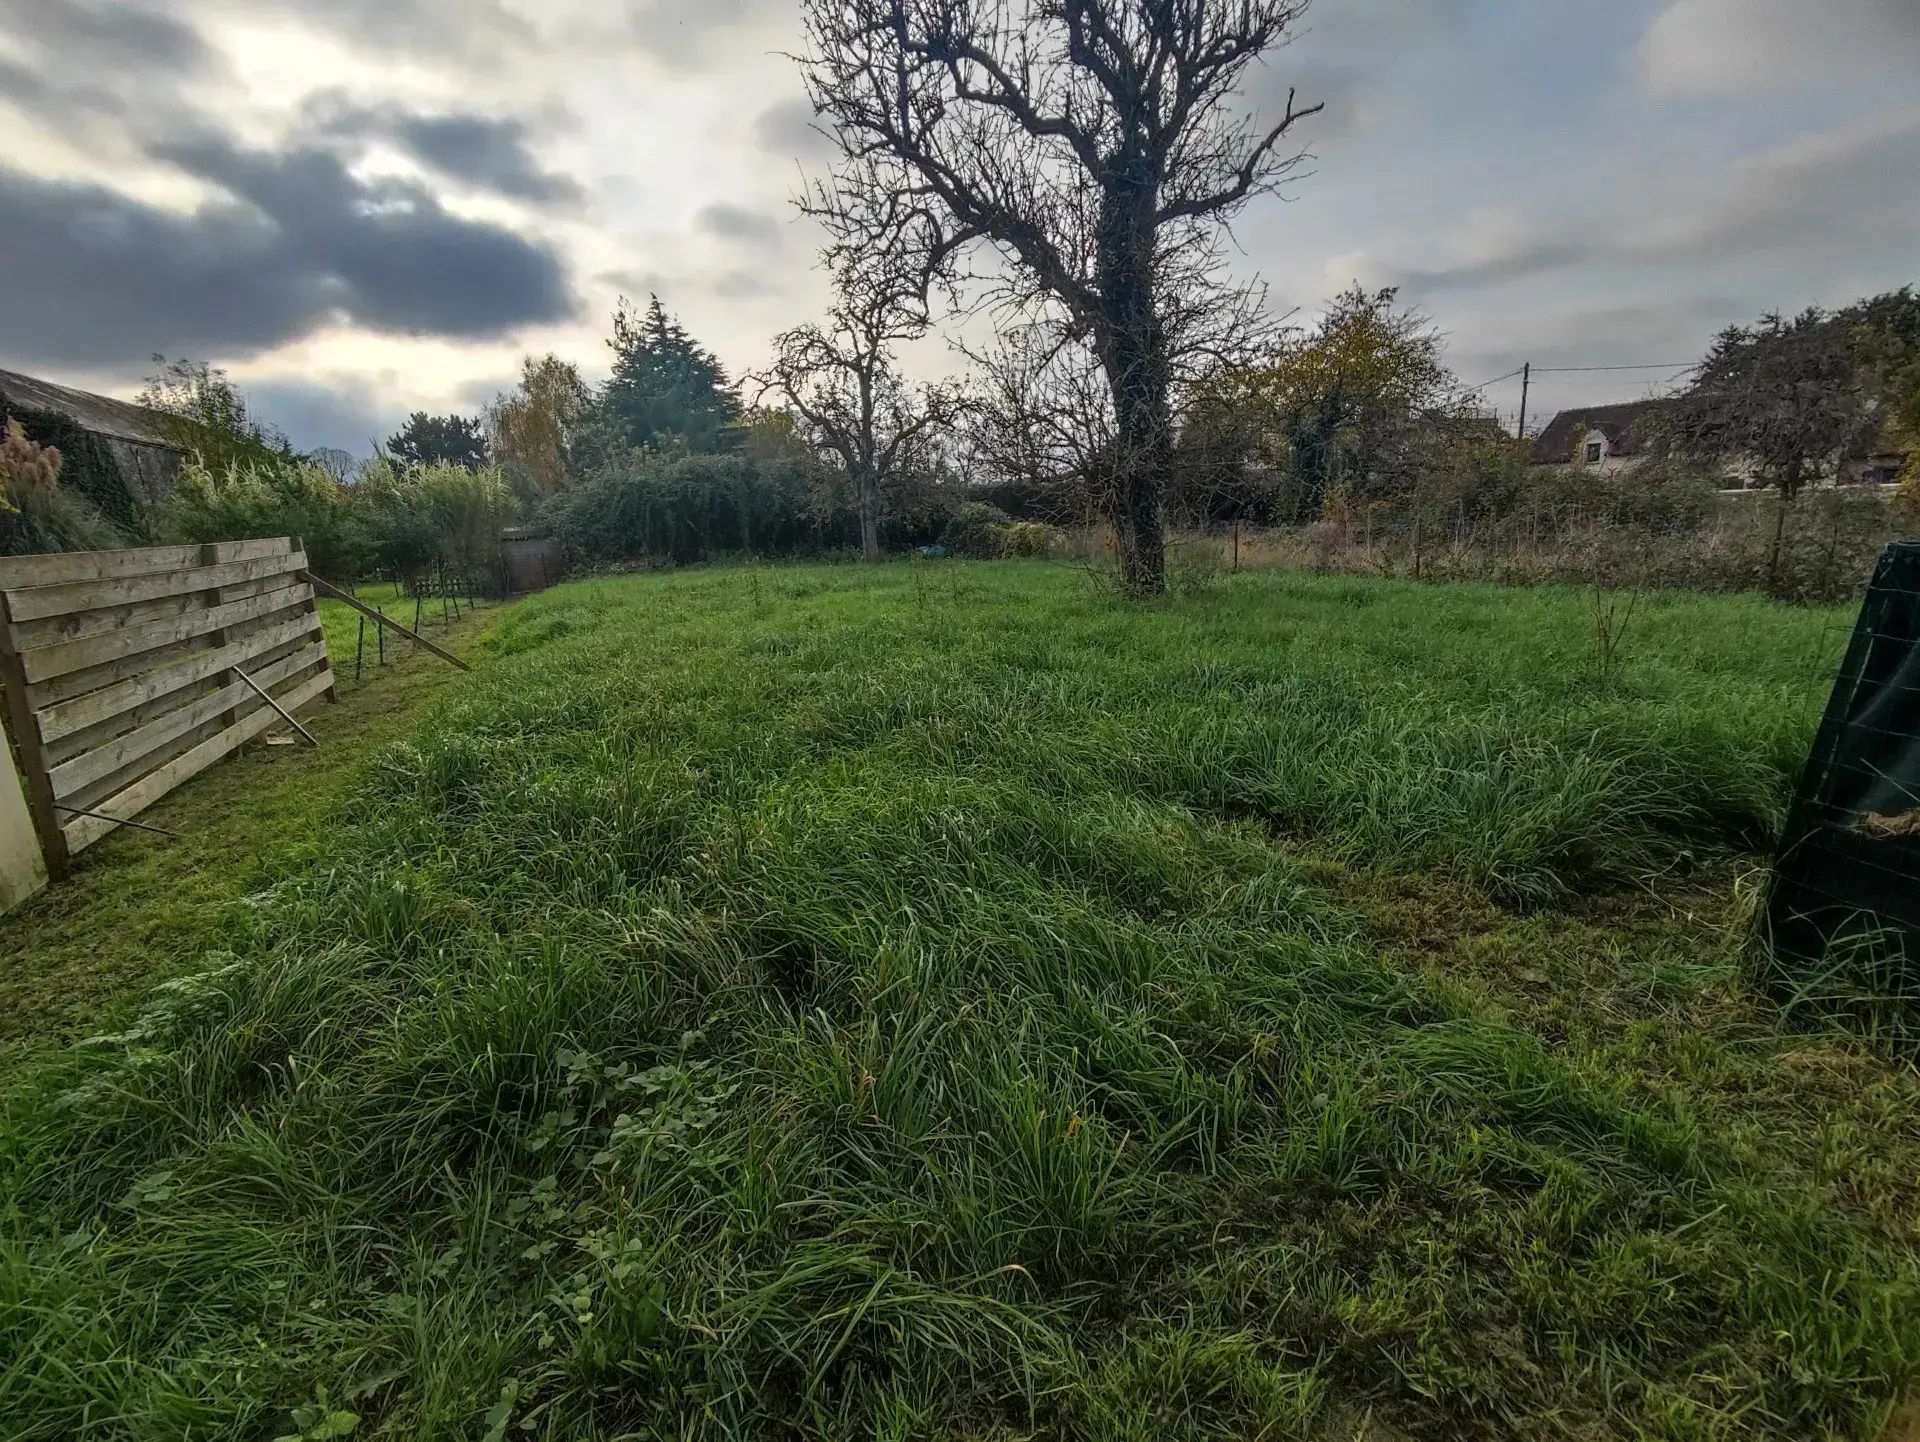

left=1, top=0, right=1915, bottom=453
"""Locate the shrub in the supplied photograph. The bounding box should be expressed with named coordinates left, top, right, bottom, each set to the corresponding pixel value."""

left=166, top=454, right=369, bottom=580
left=544, top=451, right=822, bottom=566
left=0, top=400, right=145, bottom=526
left=0, top=420, right=126, bottom=555
left=943, top=501, right=1013, bottom=558
left=1001, top=520, right=1059, bottom=559
left=358, top=459, right=519, bottom=583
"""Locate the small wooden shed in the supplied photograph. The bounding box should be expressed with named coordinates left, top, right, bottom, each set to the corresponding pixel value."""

left=500, top=527, right=565, bottom=594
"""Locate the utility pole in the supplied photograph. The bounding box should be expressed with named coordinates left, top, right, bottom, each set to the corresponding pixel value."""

left=1517, top=362, right=1532, bottom=441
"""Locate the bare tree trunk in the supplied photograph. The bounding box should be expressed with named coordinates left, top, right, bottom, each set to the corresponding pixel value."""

left=1109, top=424, right=1168, bottom=596
left=1099, top=189, right=1170, bottom=598
left=858, top=468, right=882, bottom=563
left=1766, top=482, right=1794, bottom=598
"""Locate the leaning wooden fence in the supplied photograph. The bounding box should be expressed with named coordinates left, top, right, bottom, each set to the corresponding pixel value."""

left=0, top=538, right=335, bottom=874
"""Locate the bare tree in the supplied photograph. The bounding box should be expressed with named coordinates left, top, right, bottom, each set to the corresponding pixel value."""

left=960, top=324, right=1115, bottom=523
left=754, top=282, right=960, bottom=562
left=799, top=0, right=1319, bottom=596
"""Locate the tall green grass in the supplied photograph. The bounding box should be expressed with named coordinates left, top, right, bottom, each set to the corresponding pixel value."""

left=4, top=563, right=1910, bottom=1439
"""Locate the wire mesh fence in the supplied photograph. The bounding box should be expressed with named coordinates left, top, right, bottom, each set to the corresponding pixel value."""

left=1768, top=541, right=1920, bottom=989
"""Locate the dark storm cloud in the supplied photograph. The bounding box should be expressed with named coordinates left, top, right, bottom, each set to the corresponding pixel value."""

left=0, top=142, right=576, bottom=370
left=694, top=201, right=782, bottom=246
left=0, top=0, right=223, bottom=136
left=392, top=114, right=581, bottom=203
left=304, top=95, right=582, bottom=204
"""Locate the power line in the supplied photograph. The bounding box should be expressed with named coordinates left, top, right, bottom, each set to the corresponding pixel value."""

left=1474, top=362, right=1697, bottom=386
left=1465, top=366, right=1527, bottom=392
left=1532, top=362, right=1697, bottom=374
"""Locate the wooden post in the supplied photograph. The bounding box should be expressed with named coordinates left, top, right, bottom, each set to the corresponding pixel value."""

left=295, top=539, right=339, bottom=703
left=0, top=724, right=48, bottom=912
left=0, top=598, right=63, bottom=880
left=356, top=615, right=365, bottom=683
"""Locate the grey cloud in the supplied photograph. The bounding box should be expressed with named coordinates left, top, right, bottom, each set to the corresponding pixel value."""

left=1387, top=109, right=1920, bottom=303
left=1640, top=109, right=1920, bottom=261
left=1399, top=240, right=1599, bottom=295
left=0, top=0, right=214, bottom=73
left=232, top=0, right=534, bottom=67
left=710, top=269, right=777, bottom=301
left=1237, top=58, right=1367, bottom=149
left=393, top=114, right=581, bottom=203
left=751, top=97, right=837, bottom=163
left=305, top=94, right=583, bottom=204
left=457, top=375, right=524, bottom=411
left=1643, top=0, right=1920, bottom=95
left=0, top=143, right=576, bottom=370
left=695, top=202, right=783, bottom=246
left=0, top=0, right=221, bottom=139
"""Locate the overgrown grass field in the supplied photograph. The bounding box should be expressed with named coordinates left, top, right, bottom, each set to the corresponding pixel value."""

left=5, top=562, right=1916, bottom=1440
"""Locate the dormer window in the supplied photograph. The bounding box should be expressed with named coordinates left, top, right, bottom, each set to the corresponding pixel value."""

left=1585, top=441, right=1604, bottom=464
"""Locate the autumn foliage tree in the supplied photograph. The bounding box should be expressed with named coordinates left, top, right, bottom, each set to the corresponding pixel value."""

left=488, top=355, right=591, bottom=498
left=800, top=0, right=1321, bottom=595
left=1237, top=286, right=1456, bottom=522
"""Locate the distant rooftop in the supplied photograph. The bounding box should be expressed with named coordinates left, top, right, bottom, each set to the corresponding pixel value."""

left=0, top=368, right=184, bottom=452
left=1529, top=399, right=1674, bottom=465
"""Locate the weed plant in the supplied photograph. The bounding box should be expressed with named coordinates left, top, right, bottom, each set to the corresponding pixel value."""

left=3, top=563, right=1913, bottom=1440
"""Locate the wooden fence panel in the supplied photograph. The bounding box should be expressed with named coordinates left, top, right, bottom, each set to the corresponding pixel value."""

left=0, top=538, right=334, bottom=872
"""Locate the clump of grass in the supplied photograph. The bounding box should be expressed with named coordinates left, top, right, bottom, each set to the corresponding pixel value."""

left=4, top=563, right=1912, bottom=1440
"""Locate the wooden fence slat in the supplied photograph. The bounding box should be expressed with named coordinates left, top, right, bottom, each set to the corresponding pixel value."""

left=49, top=643, right=328, bottom=800
left=0, top=543, right=280, bottom=592
left=204, top=539, right=293, bottom=564
left=34, top=614, right=321, bottom=745
left=44, top=626, right=320, bottom=769
left=20, top=578, right=312, bottom=684
left=61, top=669, right=334, bottom=855
left=64, top=714, right=232, bottom=817
left=11, top=590, right=219, bottom=655
left=6, top=550, right=309, bottom=623
left=8, top=562, right=313, bottom=654
left=0, top=545, right=206, bottom=591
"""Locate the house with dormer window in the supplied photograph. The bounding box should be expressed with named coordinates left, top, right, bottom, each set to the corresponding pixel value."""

left=1528, top=401, right=1671, bottom=476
